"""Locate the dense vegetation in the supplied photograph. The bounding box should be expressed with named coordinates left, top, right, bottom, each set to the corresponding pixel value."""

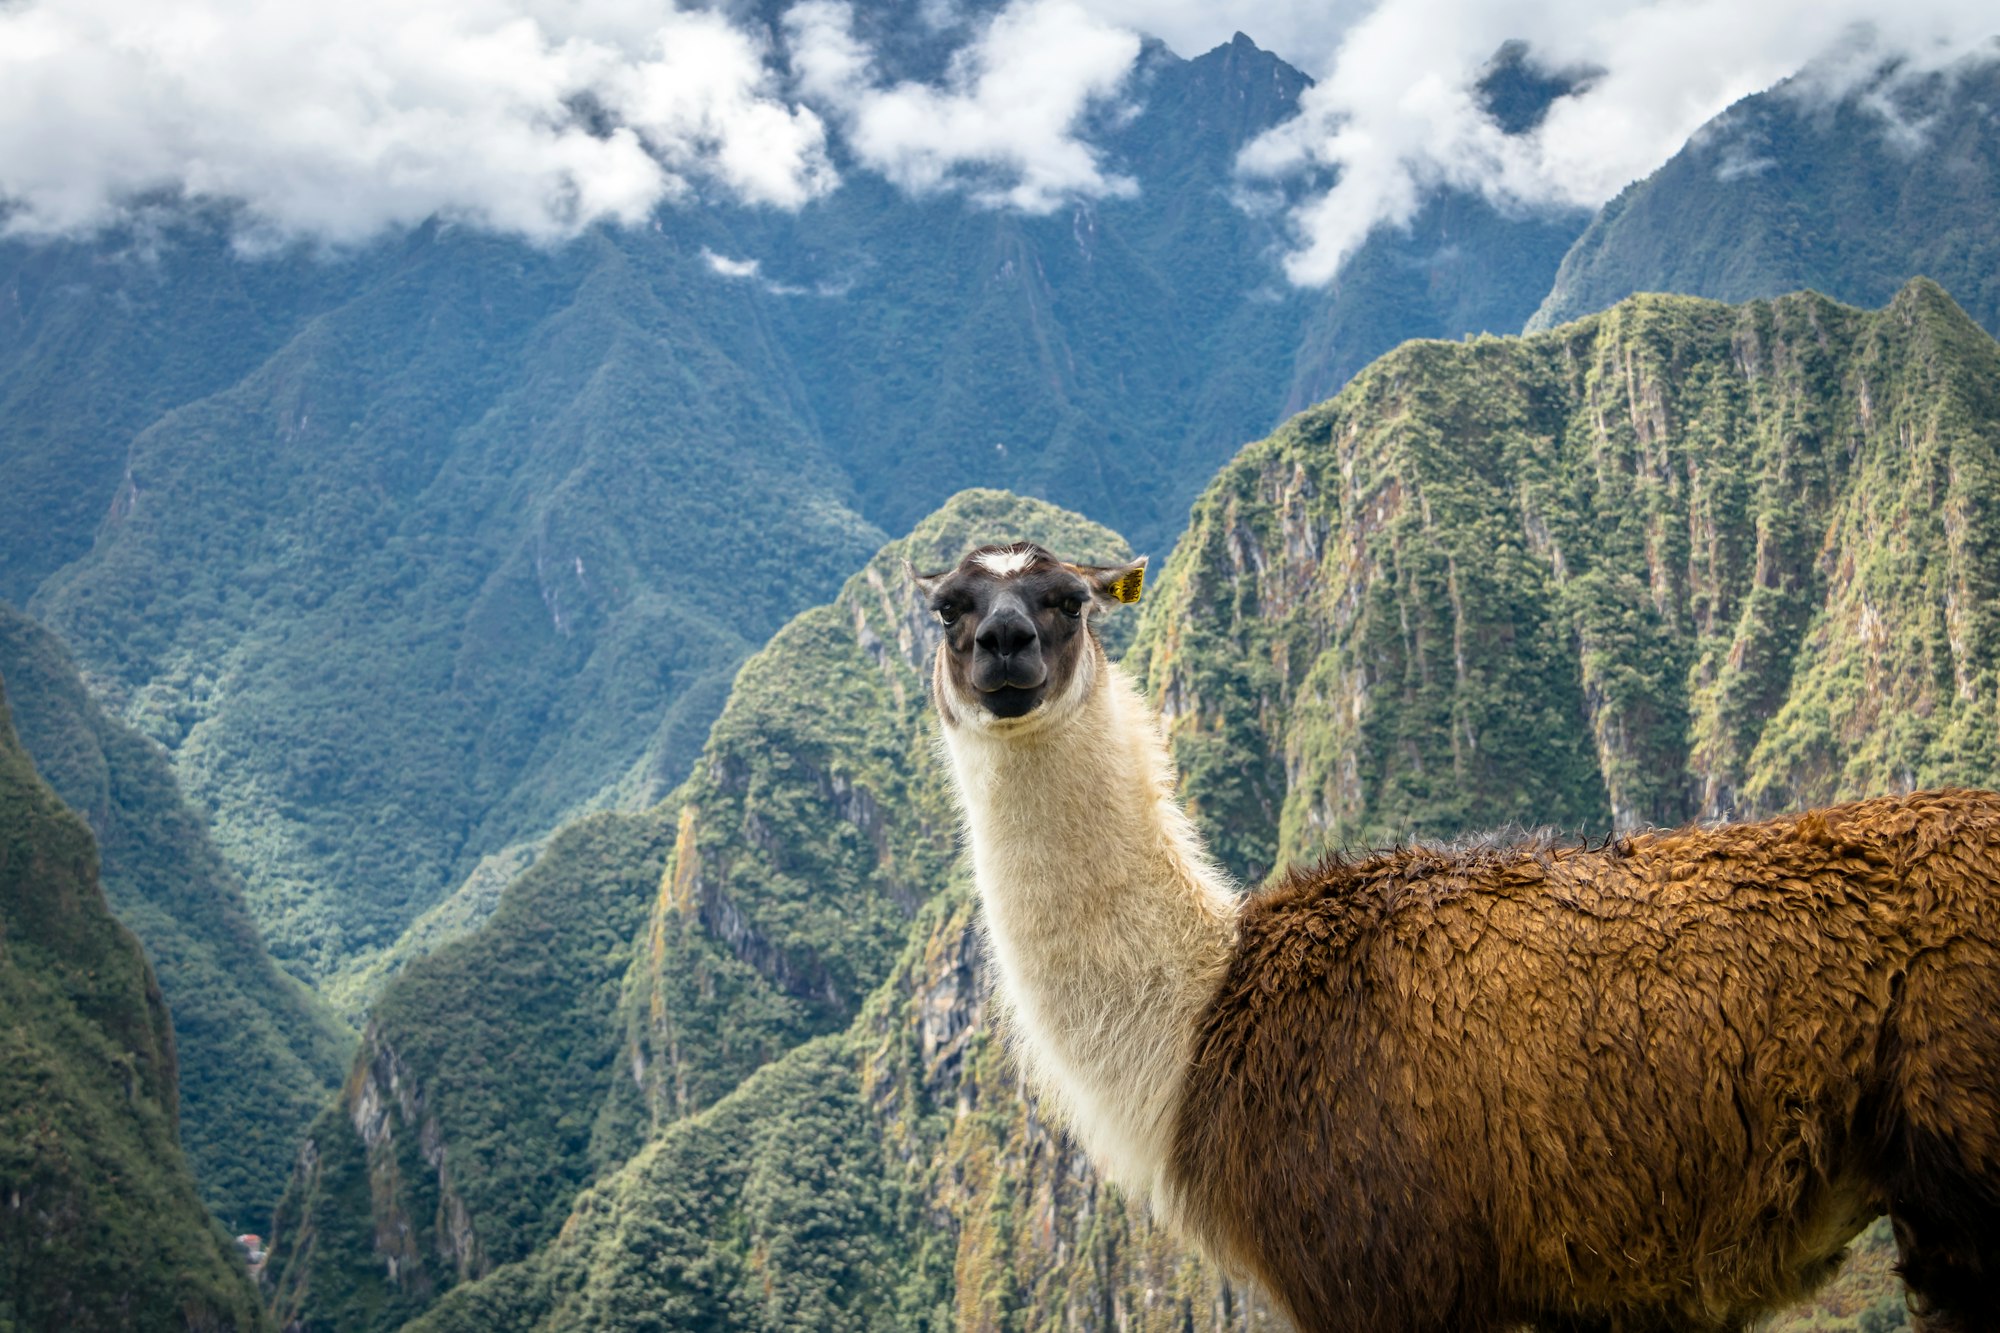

left=1, top=35, right=1585, bottom=1012
left=1134, top=279, right=2000, bottom=884
left=0, top=605, right=350, bottom=1233
left=1530, top=55, right=2000, bottom=337
left=0, top=678, right=269, bottom=1330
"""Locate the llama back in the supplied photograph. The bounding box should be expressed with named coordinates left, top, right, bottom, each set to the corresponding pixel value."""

left=1165, top=788, right=2000, bottom=1332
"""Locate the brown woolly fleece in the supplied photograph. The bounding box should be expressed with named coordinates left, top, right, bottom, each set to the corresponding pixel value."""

left=1168, top=789, right=2000, bottom=1333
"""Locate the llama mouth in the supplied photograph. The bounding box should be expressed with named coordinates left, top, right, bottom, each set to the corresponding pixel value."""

left=978, top=684, right=1044, bottom=719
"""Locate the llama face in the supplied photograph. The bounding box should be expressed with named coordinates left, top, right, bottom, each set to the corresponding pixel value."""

left=910, top=543, right=1146, bottom=727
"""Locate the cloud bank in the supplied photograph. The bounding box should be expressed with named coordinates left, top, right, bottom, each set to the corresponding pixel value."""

left=788, top=0, right=1142, bottom=212
left=1, top=0, right=1995, bottom=279
left=0, top=0, right=1153, bottom=245
left=0, top=0, right=839, bottom=244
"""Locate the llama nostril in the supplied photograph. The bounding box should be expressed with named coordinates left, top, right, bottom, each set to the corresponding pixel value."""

left=976, top=613, right=1036, bottom=659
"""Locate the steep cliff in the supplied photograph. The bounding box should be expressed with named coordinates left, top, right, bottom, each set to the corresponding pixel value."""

left=0, top=675, right=269, bottom=1330
left=1136, top=279, right=2000, bottom=885
left=0, top=604, right=349, bottom=1233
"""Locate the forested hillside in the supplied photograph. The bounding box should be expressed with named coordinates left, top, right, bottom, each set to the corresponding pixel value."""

left=0, top=605, right=350, bottom=1233
left=1530, top=53, right=2000, bottom=336
left=0, top=676, right=269, bottom=1330
left=262, top=276, right=2000, bottom=1332
left=263, top=492, right=1139, bottom=1329
left=0, top=33, right=1587, bottom=1016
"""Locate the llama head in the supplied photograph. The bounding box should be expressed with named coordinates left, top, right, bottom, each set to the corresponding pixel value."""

left=909, top=542, right=1147, bottom=730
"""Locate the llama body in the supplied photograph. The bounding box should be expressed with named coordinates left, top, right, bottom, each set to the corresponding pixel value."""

left=1173, top=805, right=2000, bottom=1331
left=917, top=542, right=2000, bottom=1333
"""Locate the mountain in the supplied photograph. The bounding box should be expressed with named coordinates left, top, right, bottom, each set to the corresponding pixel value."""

left=0, top=673, right=269, bottom=1330
left=0, top=33, right=1586, bottom=1010
left=263, top=491, right=1135, bottom=1329
left=0, top=605, right=350, bottom=1233
left=1279, top=39, right=1595, bottom=411
left=1137, top=278, right=2000, bottom=887
left=320, top=279, right=2000, bottom=1330
left=1529, top=52, right=2000, bottom=335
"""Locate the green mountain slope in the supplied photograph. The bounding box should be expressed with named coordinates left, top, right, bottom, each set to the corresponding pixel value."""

left=0, top=604, right=350, bottom=1232
left=0, top=675, right=269, bottom=1331
left=1528, top=54, right=2000, bottom=335
left=1136, top=279, right=2000, bottom=885
left=397, top=280, right=2000, bottom=1331
left=3, top=35, right=1587, bottom=1007
left=25, top=225, right=886, bottom=1005
left=0, top=224, right=359, bottom=605
left=408, top=885, right=1278, bottom=1333
left=263, top=491, right=1130, bottom=1329
left=265, top=808, right=676, bottom=1332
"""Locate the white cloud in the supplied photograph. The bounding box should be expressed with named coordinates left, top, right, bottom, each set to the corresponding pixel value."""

left=0, top=0, right=834, bottom=244
left=1238, top=0, right=2000, bottom=284
left=786, top=0, right=1143, bottom=213
left=701, top=244, right=845, bottom=296
left=3, top=0, right=1993, bottom=269
left=702, top=248, right=764, bottom=278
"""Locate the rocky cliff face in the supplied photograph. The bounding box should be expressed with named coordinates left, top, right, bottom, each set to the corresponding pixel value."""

left=1135, top=280, right=2000, bottom=888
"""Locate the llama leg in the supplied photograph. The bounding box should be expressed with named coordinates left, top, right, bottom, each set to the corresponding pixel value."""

left=1889, top=1206, right=2000, bottom=1333
left=1880, top=943, right=2000, bottom=1332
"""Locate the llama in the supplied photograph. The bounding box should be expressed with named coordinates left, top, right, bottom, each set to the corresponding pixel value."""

left=914, top=540, right=2000, bottom=1333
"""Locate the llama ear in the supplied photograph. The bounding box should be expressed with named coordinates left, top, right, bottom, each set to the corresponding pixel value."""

left=1068, top=556, right=1147, bottom=607
left=904, top=558, right=949, bottom=599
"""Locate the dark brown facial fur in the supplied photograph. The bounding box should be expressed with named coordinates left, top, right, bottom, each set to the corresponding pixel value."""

left=1167, top=788, right=2000, bottom=1333
left=911, top=543, right=1137, bottom=721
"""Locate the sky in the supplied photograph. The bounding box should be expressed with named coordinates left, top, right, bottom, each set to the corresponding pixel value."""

left=1, top=0, right=1995, bottom=281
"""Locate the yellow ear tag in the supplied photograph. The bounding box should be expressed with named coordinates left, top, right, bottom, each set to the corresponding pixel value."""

left=1109, top=566, right=1145, bottom=604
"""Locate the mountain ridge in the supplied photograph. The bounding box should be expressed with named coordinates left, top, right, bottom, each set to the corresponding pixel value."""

left=1529, top=54, right=2000, bottom=336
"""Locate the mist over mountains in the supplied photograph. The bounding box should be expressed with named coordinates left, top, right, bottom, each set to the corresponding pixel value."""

left=4, top=10, right=2000, bottom=1332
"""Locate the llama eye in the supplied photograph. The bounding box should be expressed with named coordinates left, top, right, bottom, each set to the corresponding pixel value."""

left=935, top=604, right=961, bottom=626
left=1058, top=596, right=1084, bottom=618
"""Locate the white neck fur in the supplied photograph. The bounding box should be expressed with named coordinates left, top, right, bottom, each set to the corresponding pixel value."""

left=939, top=644, right=1240, bottom=1205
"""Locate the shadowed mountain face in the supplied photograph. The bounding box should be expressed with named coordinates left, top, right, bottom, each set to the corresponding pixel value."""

left=0, top=33, right=1585, bottom=1009
left=1530, top=53, right=2000, bottom=335
left=0, top=676, right=270, bottom=1331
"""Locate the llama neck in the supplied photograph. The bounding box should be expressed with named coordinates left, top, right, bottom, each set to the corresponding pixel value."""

left=943, top=656, right=1240, bottom=1203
